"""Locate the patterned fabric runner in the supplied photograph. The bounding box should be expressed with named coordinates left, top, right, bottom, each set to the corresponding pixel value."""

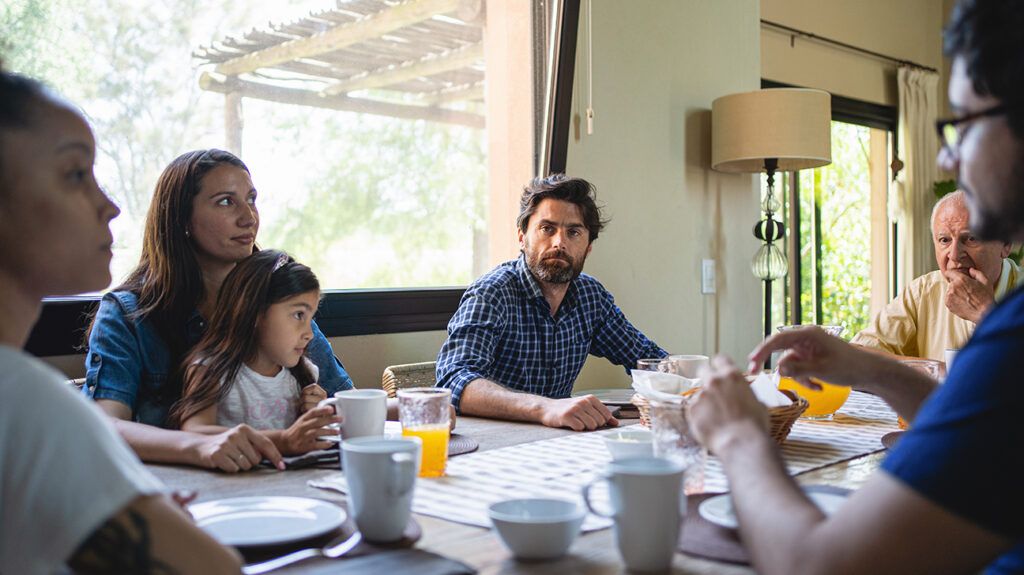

left=310, top=391, right=896, bottom=531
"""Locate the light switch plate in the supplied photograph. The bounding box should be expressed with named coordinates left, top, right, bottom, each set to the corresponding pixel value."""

left=701, top=259, right=716, bottom=294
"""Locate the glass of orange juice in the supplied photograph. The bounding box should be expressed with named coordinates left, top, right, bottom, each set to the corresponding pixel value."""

left=776, top=325, right=850, bottom=419
left=397, top=388, right=451, bottom=477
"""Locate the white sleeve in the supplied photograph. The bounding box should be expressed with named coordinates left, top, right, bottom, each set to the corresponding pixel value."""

left=0, top=347, right=164, bottom=575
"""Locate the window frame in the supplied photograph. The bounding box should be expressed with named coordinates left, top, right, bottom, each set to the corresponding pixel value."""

left=760, top=79, right=898, bottom=329
left=26, top=0, right=583, bottom=358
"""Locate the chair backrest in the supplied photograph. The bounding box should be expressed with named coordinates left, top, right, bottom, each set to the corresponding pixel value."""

left=381, top=361, right=437, bottom=398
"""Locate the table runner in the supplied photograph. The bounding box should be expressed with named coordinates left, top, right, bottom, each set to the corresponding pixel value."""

left=311, top=391, right=896, bottom=531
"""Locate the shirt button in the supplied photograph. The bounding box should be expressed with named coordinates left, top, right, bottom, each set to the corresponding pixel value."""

left=91, top=354, right=100, bottom=365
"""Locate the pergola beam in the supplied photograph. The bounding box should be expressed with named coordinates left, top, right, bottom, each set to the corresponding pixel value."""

left=215, top=0, right=462, bottom=77
left=419, top=82, right=484, bottom=106
left=199, top=73, right=484, bottom=129
left=321, top=42, right=483, bottom=96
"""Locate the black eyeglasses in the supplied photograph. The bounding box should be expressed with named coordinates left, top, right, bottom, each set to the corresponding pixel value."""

left=935, top=104, right=1012, bottom=152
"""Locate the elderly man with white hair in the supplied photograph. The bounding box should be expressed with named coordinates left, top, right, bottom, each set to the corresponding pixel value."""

left=851, top=190, right=1023, bottom=361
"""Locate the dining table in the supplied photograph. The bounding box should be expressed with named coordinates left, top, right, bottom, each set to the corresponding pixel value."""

left=148, top=412, right=889, bottom=574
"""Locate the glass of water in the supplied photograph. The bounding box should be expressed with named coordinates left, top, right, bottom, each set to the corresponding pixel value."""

left=648, top=399, right=706, bottom=494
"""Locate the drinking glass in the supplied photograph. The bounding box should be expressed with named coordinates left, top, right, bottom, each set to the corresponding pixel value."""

left=775, top=325, right=851, bottom=419
left=897, top=359, right=942, bottom=429
left=636, top=358, right=673, bottom=372
left=648, top=400, right=706, bottom=495
left=397, top=388, right=451, bottom=477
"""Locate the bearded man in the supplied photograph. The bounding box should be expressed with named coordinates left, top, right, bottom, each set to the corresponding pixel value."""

left=436, top=175, right=665, bottom=431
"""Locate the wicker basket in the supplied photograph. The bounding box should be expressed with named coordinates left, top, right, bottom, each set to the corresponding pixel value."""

left=630, top=390, right=809, bottom=444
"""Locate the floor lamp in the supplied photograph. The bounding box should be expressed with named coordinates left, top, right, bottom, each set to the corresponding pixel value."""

left=711, top=88, right=832, bottom=340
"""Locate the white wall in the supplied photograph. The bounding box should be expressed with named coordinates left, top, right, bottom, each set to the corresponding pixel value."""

left=568, top=0, right=764, bottom=390
left=761, top=0, right=946, bottom=107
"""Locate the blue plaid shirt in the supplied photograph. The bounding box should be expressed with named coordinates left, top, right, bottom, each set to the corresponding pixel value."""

left=436, top=255, right=666, bottom=411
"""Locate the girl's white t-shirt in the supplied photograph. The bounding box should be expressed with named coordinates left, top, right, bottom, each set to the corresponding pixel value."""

left=217, top=358, right=318, bottom=430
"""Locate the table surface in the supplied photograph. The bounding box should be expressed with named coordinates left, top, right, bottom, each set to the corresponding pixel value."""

left=149, top=416, right=886, bottom=574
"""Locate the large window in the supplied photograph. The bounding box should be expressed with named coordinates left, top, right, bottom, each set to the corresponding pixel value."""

left=2, top=0, right=542, bottom=290
left=765, top=87, right=897, bottom=339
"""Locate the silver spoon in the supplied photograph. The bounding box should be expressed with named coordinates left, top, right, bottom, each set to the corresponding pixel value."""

left=241, top=530, right=363, bottom=574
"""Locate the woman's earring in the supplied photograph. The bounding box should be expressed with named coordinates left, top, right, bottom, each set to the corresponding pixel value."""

left=185, top=229, right=191, bottom=238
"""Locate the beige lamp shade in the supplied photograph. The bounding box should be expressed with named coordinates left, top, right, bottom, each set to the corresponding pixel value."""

left=711, top=88, right=832, bottom=173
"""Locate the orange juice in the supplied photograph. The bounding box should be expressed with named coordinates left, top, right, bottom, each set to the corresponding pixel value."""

left=778, top=377, right=851, bottom=418
left=402, top=424, right=449, bottom=477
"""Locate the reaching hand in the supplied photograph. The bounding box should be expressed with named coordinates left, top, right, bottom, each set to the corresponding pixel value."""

left=943, top=268, right=995, bottom=323
left=280, top=406, right=337, bottom=455
left=300, top=383, right=328, bottom=413
left=748, top=325, right=878, bottom=390
left=540, top=395, right=619, bottom=431
left=193, top=424, right=284, bottom=473
left=688, top=356, right=769, bottom=454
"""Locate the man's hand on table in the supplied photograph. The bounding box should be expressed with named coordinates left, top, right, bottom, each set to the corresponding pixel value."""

left=943, top=268, right=995, bottom=323
left=688, top=357, right=769, bottom=454
left=191, top=424, right=285, bottom=472
left=539, top=395, right=619, bottom=431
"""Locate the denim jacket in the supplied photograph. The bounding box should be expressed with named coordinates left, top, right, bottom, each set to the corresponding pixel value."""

left=83, top=290, right=354, bottom=427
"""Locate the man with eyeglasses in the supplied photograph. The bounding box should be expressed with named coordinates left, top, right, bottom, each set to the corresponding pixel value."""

left=683, top=1, right=1024, bottom=573
left=851, top=190, right=1022, bottom=362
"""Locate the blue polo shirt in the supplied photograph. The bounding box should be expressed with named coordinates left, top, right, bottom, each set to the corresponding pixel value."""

left=883, top=286, right=1024, bottom=574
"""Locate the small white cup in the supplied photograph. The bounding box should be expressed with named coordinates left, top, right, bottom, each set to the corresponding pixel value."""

left=582, top=457, right=685, bottom=572
left=667, top=354, right=710, bottom=379
left=341, top=437, right=420, bottom=542
left=319, top=389, right=387, bottom=439
left=944, top=349, right=958, bottom=376
left=603, top=429, right=654, bottom=461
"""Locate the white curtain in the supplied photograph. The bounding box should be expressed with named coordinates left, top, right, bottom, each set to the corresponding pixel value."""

left=894, top=66, right=941, bottom=288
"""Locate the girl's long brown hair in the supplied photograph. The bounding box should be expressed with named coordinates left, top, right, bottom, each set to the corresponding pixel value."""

left=86, top=149, right=252, bottom=404
left=167, top=250, right=319, bottom=428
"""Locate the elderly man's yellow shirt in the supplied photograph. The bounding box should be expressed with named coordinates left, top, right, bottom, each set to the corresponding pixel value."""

left=852, top=259, right=1024, bottom=361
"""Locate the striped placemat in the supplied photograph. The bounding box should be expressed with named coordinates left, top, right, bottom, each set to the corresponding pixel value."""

left=310, top=391, right=896, bottom=531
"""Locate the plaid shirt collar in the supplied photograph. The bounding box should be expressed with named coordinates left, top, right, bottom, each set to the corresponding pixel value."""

left=514, top=253, right=579, bottom=317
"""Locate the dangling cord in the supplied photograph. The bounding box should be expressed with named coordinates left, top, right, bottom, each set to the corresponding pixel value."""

left=585, top=0, right=594, bottom=135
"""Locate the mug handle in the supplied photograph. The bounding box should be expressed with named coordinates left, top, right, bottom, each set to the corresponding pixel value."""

left=318, top=397, right=338, bottom=414
left=581, top=474, right=614, bottom=518
left=388, top=452, right=416, bottom=497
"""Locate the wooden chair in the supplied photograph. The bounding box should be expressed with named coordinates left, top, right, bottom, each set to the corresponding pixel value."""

left=381, top=361, right=437, bottom=398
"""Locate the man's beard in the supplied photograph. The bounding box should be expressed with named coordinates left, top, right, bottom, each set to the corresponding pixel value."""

left=964, top=161, right=1024, bottom=243
left=525, top=247, right=585, bottom=284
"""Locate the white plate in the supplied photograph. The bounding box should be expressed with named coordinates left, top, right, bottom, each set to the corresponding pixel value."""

left=190, top=496, right=346, bottom=546
left=698, top=489, right=848, bottom=530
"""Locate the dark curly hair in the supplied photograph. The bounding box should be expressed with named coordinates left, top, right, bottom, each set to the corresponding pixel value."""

left=515, top=174, right=609, bottom=242
left=945, top=0, right=1024, bottom=139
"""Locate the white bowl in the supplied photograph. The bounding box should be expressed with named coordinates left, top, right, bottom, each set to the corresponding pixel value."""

left=488, top=498, right=585, bottom=560
left=603, top=429, right=654, bottom=461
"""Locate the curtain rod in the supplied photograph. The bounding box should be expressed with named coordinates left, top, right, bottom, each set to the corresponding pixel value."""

left=761, top=19, right=939, bottom=74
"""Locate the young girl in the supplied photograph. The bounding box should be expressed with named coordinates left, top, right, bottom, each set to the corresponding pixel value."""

left=168, top=250, right=337, bottom=456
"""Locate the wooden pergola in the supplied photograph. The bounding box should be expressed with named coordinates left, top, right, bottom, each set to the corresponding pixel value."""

left=195, top=0, right=489, bottom=153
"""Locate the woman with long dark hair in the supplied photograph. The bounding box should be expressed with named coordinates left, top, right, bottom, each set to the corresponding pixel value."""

left=0, top=70, right=241, bottom=574
left=85, top=148, right=353, bottom=471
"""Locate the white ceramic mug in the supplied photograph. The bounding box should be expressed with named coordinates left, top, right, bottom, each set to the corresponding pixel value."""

left=341, top=437, right=420, bottom=542
left=581, top=457, right=685, bottom=572
left=667, top=354, right=710, bottom=379
left=319, top=389, right=387, bottom=439
left=944, top=349, right=958, bottom=376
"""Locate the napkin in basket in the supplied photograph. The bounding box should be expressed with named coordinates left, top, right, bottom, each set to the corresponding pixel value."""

left=630, top=369, right=700, bottom=404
